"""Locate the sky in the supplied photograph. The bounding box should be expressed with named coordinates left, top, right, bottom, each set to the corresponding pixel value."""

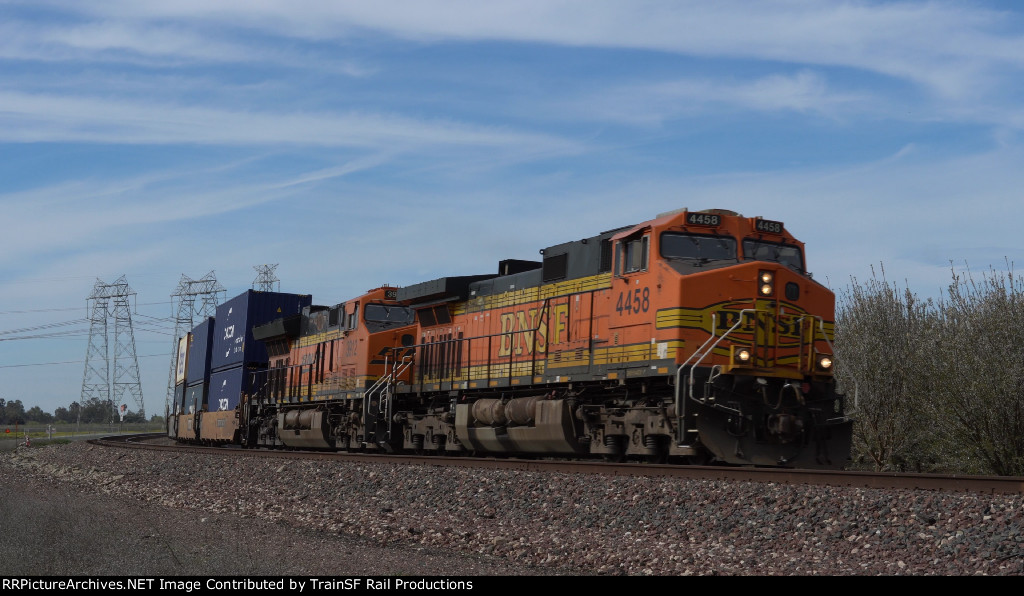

left=2, top=0, right=1023, bottom=419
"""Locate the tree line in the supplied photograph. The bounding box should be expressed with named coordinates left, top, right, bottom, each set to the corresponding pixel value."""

left=0, top=397, right=155, bottom=426
left=835, top=261, right=1024, bottom=476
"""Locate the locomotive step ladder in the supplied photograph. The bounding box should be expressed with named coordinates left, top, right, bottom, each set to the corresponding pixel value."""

left=363, top=352, right=414, bottom=447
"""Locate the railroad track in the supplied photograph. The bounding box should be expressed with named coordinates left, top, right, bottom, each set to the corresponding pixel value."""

left=93, top=432, right=1024, bottom=495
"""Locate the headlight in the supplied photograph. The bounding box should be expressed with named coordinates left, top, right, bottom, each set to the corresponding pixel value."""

left=758, top=270, right=774, bottom=296
left=734, top=348, right=752, bottom=364
left=816, top=355, right=833, bottom=371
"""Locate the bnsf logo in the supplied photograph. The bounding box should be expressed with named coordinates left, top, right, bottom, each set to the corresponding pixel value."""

left=716, top=309, right=804, bottom=339
left=495, top=304, right=575, bottom=356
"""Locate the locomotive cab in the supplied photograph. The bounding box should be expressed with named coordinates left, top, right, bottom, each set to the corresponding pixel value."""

left=606, top=209, right=851, bottom=467
left=247, top=287, right=418, bottom=451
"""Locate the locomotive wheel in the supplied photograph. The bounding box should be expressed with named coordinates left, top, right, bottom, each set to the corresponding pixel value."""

left=602, top=435, right=627, bottom=462
left=411, top=434, right=426, bottom=455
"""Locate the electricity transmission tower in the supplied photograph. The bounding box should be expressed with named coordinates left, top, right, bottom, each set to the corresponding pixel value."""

left=80, top=276, right=145, bottom=421
left=164, top=271, right=225, bottom=415
left=253, top=264, right=280, bottom=292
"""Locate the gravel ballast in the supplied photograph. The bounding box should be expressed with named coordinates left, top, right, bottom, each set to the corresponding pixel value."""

left=1, top=442, right=1022, bottom=576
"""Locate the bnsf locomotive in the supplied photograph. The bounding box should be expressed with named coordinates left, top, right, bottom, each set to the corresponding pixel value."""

left=169, top=208, right=853, bottom=469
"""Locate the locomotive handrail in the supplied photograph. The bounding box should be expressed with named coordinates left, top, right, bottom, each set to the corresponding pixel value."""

left=251, top=372, right=273, bottom=405
left=684, top=310, right=833, bottom=400
left=674, top=310, right=849, bottom=446
left=364, top=355, right=392, bottom=401
left=674, top=360, right=693, bottom=448
left=407, top=298, right=551, bottom=393
left=674, top=310, right=758, bottom=447
left=686, top=308, right=758, bottom=401
left=363, top=351, right=392, bottom=445
left=679, top=312, right=719, bottom=370
left=794, top=314, right=834, bottom=371
left=367, top=351, right=415, bottom=445
left=793, top=314, right=852, bottom=423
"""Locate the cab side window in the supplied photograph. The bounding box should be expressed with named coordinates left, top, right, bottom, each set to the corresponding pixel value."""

left=348, top=303, right=359, bottom=330
left=617, top=234, right=649, bottom=275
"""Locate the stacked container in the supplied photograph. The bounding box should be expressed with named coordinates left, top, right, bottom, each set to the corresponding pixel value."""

left=169, top=382, right=185, bottom=438
left=185, top=317, right=215, bottom=414
left=168, top=333, right=191, bottom=438
left=208, top=290, right=312, bottom=411
left=208, top=365, right=254, bottom=412
left=174, top=333, right=191, bottom=414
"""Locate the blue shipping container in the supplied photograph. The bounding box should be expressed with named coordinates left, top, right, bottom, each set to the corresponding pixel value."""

left=184, top=381, right=207, bottom=414
left=208, top=366, right=256, bottom=412
left=186, top=317, right=215, bottom=385
left=211, top=290, right=312, bottom=372
left=173, top=383, right=185, bottom=415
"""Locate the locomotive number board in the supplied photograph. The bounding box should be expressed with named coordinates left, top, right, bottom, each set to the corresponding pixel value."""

left=755, top=219, right=784, bottom=234
left=686, top=212, right=721, bottom=226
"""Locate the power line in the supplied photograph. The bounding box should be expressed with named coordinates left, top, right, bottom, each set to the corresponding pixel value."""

left=0, top=353, right=169, bottom=369
left=0, top=309, right=175, bottom=341
left=0, top=307, right=87, bottom=315
left=0, top=319, right=89, bottom=336
left=0, top=331, right=91, bottom=341
left=0, top=300, right=172, bottom=316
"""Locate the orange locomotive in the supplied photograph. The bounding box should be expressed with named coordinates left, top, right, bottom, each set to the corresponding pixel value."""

left=244, top=286, right=417, bottom=449
left=237, top=208, right=852, bottom=469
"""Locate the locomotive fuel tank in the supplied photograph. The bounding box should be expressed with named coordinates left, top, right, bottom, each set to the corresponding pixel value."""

left=455, top=397, right=586, bottom=454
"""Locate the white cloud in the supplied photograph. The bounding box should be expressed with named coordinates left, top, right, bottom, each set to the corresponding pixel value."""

left=562, top=70, right=868, bottom=126
left=0, top=91, right=586, bottom=156
left=17, top=1, right=1024, bottom=95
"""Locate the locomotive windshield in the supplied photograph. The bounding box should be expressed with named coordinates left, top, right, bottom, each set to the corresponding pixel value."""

left=364, top=304, right=416, bottom=329
left=660, top=233, right=737, bottom=262
left=742, top=239, right=804, bottom=272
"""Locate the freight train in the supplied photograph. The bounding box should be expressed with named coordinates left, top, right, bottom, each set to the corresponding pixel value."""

left=168, top=208, right=853, bottom=469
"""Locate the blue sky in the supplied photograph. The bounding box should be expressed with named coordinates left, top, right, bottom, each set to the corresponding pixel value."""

left=2, top=0, right=1023, bottom=418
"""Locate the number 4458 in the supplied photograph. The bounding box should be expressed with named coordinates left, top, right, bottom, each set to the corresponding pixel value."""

left=615, top=287, right=650, bottom=314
